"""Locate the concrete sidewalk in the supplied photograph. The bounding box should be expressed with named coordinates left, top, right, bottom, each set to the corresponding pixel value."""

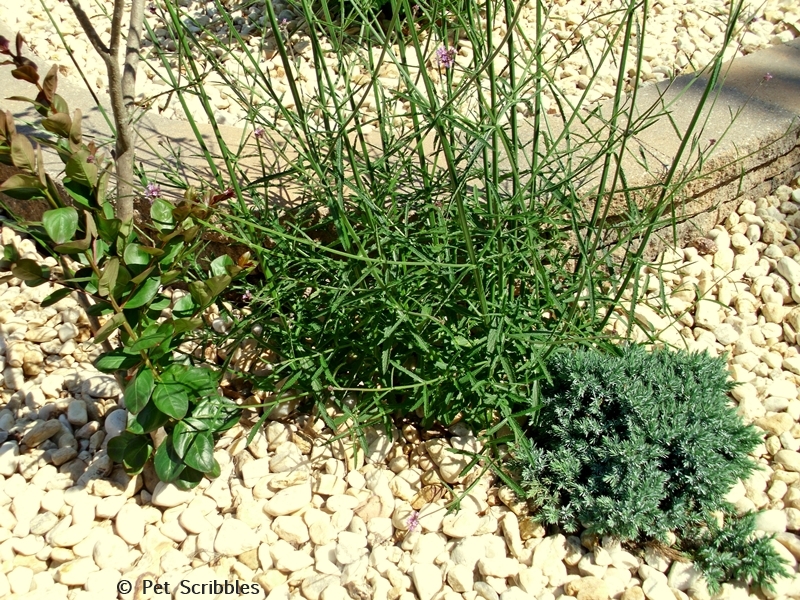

left=1, top=17, right=799, bottom=255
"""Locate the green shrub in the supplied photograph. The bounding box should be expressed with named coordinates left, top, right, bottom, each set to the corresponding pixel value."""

left=141, top=0, right=749, bottom=447
left=0, top=36, right=247, bottom=490
left=513, top=343, right=786, bottom=592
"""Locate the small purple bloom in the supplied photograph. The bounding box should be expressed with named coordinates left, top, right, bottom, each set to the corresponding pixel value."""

left=86, top=154, right=95, bottom=163
left=436, top=46, right=456, bottom=69
left=242, top=290, right=253, bottom=302
left=406, top=510, right=420, bottom=532
left=254, top=127, right=265, bottom=139
left=764, top=72, right=773, bottom=81
left=148, top=3, right=157, bottom=15
left=144, top=182, right=161, bottom=202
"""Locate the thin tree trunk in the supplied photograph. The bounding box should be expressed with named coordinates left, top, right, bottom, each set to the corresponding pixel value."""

left=64, top=0, right=145, bottom=225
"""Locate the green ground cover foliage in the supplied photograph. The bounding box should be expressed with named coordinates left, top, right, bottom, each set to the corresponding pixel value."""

left=514, top=344, right=787, bottom=592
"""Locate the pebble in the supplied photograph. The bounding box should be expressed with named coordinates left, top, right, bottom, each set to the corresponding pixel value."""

left=215, top=518, right=259, bottom=556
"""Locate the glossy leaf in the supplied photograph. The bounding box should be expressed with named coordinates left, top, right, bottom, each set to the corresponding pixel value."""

left=174, top=466, right=203, bottom=490
left=42, top=207, right=78, bottom=244
left=94, top=348, right=141, bottom=373
left=96, top=216, right=121, bottom=245
left=107, top=431, right=135, bottom=463
left=124, top=276, right=161, bottom=309
left=61, top=178, right=92, bottom=209
left=41, top=287, right=72, bottom=307
left=210, top=255, right=234, bottom=277
left=0, top=173, right=44, bottom=199
left=151, top=198, right=175, bottom=232
left=10, top=134, right=34, bottom=173
left=125, top=368, right=155, bottom=414
left=122, top=436, right=152, bottom=474
left=184, top=431, right=215, bottom=473
left=173, top=294, right=198, bottom=318
left=98, top=257, right=119, bottom=297
left=154, top=436, right=184, bottom=483
left=123, top=243, right=151, bottom=266
left=94, top=311, right=126, bottom=344
left=65, top=149, right=97, bottom=187
left=128, top=401, right=170, bottom=434
left=128, top=326, right=172, bottom=352
left=41, top=113, right=72, bottom=138
left=152, top=381, right=189, bottom=420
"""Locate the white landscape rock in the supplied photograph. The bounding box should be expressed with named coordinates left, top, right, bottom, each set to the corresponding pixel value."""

left=215, top=518, right=259, bottom=556
left=411, top=563, right=443, bottom=600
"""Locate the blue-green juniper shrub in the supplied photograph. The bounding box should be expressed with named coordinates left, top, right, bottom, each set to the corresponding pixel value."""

left=513, top=343, right=787, bottom=592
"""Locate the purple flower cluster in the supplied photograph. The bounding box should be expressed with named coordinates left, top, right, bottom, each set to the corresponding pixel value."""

left=406, top=510, right=420, bottom=532
left=436, top=46, right=456, bottom=69
left=144, top=182, right=161, bottom=202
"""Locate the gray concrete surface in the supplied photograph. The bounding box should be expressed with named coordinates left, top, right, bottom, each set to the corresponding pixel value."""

left=1, top=18, right=798, bottom=257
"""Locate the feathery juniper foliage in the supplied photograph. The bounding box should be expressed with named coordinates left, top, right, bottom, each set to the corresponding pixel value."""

left=686, top=511, right=789, bottom=594
left=514, top=344, right=785, bottom=591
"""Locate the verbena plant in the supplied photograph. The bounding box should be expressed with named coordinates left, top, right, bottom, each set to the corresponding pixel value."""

left=513, top=344, right=786, bottom=592
left=0, top=36, right=248, bottom=490
left=139, top=0, right=746, bottom=465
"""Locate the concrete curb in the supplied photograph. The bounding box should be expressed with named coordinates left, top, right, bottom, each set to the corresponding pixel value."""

left=1, top=19, right=799, bottom=258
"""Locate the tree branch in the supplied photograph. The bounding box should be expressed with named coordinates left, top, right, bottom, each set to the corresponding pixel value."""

left=63, top=0, right=110, bottom=58
left=108, top=0, right=125, bottom=60
left=122, top=0, right=145, bottom=111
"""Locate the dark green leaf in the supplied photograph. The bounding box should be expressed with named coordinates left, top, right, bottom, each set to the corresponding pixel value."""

left=94, top=348, right=141, bottom=373
left=41, top=287, right=72, bottom=307
left=174, top=466, right=203, bottom=490
left=96, top=216, right=121, bottom=245
left=94, top=311, right=126, bottom=344
left=62, top=178, right=92, bottom=209
left=159, top=240, right=184, bottom=267
left=85, top=300, right=113, bottom=316
left=107, top=432, right=135, bottom=463
left=128, top=400, right=170, bottom=434
left=184, top=431, right=215, bottom=472
left=153, top=436, right=185, bottom=483
left=122, top=436, right=152, bottom=474
left=128, top=327, right=171, bottom=352
left=172, top=420, right=199, bottom=458
left=130, top=264, right=155, bottom=285
left=172, top=317, right=203, bottom=334
left=152, top=381, right=189, bottom=420
left=124, top=276, right=161, bottom=309
left=125, top=368, right=155, bottom=414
